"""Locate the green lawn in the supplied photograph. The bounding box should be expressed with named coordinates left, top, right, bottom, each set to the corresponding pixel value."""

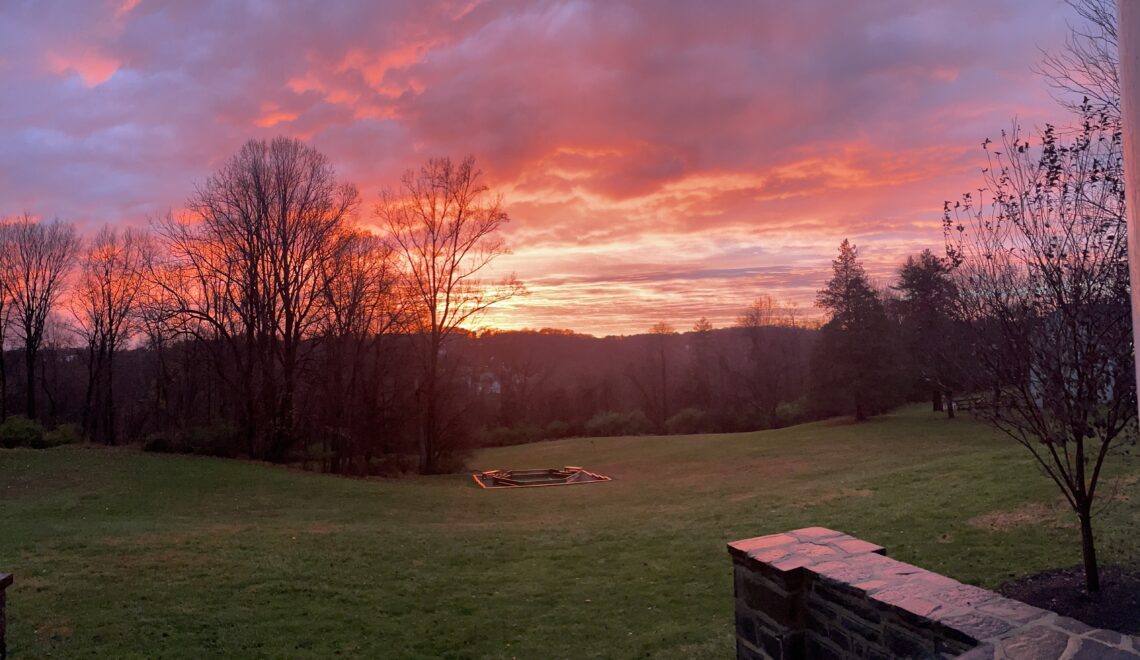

left=1, top=406, right=1137, bottom=658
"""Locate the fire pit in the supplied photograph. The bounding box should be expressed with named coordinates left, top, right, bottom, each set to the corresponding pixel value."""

left=472, top=466, right=611, bottom=488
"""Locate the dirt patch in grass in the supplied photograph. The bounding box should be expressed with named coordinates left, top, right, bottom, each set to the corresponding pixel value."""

left=34, top=619, right=74, bottom=642
left=999, top=565, right=1140, bottom=634
left=968, top=501, right=1068, bottom=531
left=18, top=576, right=53, bottom=591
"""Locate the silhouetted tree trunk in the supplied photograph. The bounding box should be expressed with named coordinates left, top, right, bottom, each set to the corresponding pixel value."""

left=24, top=346, right=35, bottom=419
left=1079, top=506, right=1100, bottom=592
left=72, top=226, right=147, bottom=444
left=0, top=303, right=7, bottom=420
left=0, top=349, right=6, bottom=420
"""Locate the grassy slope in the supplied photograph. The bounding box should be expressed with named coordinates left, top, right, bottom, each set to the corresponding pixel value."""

left=1, top=406, right=1137, bottom=659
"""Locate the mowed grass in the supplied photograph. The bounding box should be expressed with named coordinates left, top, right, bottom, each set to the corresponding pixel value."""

left=1, top=406, right=1138, bottom=659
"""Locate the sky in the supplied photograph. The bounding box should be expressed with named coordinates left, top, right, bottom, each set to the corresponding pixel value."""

left=0, top=0, right=1078, bottom=336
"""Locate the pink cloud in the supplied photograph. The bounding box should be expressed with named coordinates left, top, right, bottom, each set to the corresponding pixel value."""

left=0, top=0, right=1078, bottom=335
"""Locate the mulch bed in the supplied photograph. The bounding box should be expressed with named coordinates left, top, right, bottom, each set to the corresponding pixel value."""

left=998, top=565, right=1140, bottom=635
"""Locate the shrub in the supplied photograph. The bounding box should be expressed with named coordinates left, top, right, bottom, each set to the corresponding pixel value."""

left=0, top=415, right=46, bottom=448
left=432, top=447, right=471, bottom=474
left=543, top=419, right=574, bottom=439
left=43, top=423, right=84, bottom=447
left=369, top=453, right=417, bottom=476
left=584, top=410, right=652, bottom=437
left=479, top=424, right=544, bottom=447
left=665, top=407, right=709, bottom=435
left=774, top=398, right=812, bottom=428
left=141, top=431, right=172, bottom=453
left=142, top=423, right=240, bottom=457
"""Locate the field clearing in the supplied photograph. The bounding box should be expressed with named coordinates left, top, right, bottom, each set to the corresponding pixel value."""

left=1, top=405, right=1138, bottom=658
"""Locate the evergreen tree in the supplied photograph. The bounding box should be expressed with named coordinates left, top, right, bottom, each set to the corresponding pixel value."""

left=811, top=240, right=898, bottom=420
left=893, top=249, right=963, bottom=416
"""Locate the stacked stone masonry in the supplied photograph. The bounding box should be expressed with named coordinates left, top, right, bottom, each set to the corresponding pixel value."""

left=728, top=528, right=1140, bottom=659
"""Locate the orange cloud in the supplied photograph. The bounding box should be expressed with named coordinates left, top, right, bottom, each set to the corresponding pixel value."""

left=254, top=102, right=300, bottom=128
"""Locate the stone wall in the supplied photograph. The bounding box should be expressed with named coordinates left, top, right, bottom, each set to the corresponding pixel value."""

left=1, top=573, right=10, bottom=660
left=728, top=528, right=1140, bottom=659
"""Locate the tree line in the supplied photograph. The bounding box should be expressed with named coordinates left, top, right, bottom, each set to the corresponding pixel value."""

left=0, top=152, right=985, bottom=480
left=0, top=130, right=992, bottom=479
left=0, top=140, right=520, bottom=475
left=0, top=180, right=995, bottom=478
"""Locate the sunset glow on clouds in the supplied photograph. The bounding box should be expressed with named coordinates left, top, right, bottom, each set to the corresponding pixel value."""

left=0, top=0, right=1076, bottom=335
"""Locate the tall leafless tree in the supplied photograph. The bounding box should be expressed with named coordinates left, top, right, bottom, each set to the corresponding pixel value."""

left=944, top=105, right=1133, bottom=593
left=154, top=137, right=359, bottom=460
left=738, top=295, right=812, bottom=424
left=315, top=228, right=405, bottom=473
left=376, top=156, right=523, bottom=474
left=0, top=215, right=79, bottom=420
left=71, top=225, right=148, bottom=443
left=633, top=321, right=675, bottom=431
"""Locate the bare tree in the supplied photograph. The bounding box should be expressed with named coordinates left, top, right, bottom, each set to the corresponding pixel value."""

left=944, top=105, right=1133, bottom=593
left=635, top=321, right=675, bottom=431
left=375, top=156, right=523, bottom=474
left=739, top=295, right=777, bottom=329
left=1038, top=0, right=1119, bottom=116
left=135, top=242, right=179, bottom=435
left=71, top=225, right=148, bottom=443
left=0, top=215, right=79, bottom=420
left=154, top=137, right=359, bottom=460
left=0, top=250, right=9, bottom=420
left=686, top=318, right=716, bottom=411
left=737, top=295, right=811, bottom=424
left=315, top=228, right=406, bottom=473
left=739, top=295, right=802, bottom=329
